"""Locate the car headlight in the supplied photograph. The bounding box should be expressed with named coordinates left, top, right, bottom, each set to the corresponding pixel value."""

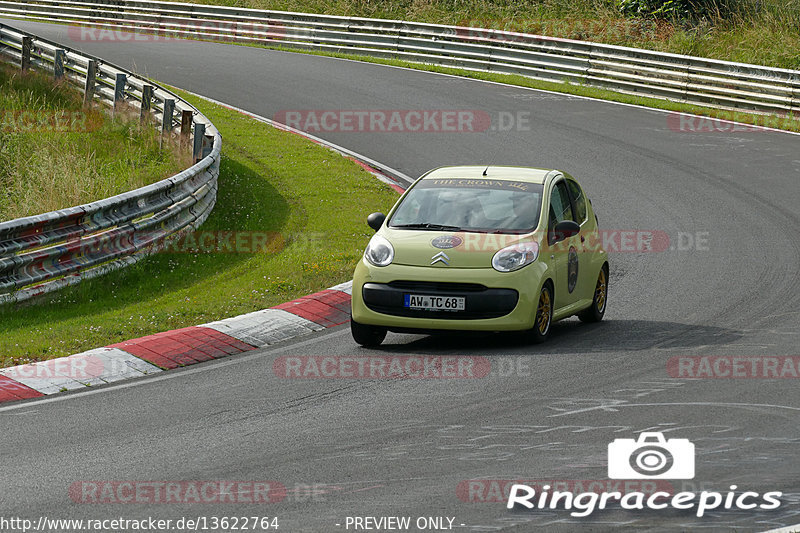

left=364, top=234, right=394, bottom=267
left=491, top=242, right=539, bottom=272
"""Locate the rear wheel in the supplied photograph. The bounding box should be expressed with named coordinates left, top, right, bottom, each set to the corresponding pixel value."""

left=351, top=319, right=387, bottom=347
left=529, top=284, right=553, bottom=344
left=578, top=265, right=608, bottom=323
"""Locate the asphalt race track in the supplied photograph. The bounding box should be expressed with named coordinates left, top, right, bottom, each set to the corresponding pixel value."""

left=3, top=18, right=800, bottom=532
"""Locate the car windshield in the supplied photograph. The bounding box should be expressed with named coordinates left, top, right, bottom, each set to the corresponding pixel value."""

left=388, top=177, right=543, bottom=233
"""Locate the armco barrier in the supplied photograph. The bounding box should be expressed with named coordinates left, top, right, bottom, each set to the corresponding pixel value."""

left=0, top=0, right=798, bottom=114
left=0, top=21, right=221, bottom=304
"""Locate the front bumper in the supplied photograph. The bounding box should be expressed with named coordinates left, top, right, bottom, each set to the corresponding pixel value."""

left=351, top=260, right=547, bottom=332
left=362, top=281, right=518, bottom=319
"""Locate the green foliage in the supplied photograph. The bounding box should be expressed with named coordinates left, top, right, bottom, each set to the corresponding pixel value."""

left=617, top=0, right=690, bottom=18
left=616, top=0, right=756, bottom=19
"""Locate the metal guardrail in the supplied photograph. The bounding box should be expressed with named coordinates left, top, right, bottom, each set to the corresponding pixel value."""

left=0, top=0, right=798, bottom=114
left=0, top=21, right=221, bottom=304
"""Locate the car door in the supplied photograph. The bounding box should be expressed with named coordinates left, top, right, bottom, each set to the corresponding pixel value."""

left=564, top=178, right=593, bottom=304
left=546, top=179, right=582, bottom=311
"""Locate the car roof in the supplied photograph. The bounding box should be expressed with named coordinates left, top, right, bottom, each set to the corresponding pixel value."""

left=422, top=165, right=559, bottom=185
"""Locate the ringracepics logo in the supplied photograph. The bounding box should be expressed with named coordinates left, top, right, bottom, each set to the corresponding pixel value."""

left=507, top=432, right=783, bottom=517
left=608, top=432, right=694, bottom=479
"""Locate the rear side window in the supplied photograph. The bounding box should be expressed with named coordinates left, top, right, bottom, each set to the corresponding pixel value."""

left=548, top=181, right=575, bottom=230
left=566, top=179, right=587, bottom=224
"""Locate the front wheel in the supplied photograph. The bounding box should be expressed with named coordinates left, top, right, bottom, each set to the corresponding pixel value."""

left=351, top=319, right=387, bottom=347
left=529, top=284, right=553, bottom=344
left=578, top=265, right=608, bottom=323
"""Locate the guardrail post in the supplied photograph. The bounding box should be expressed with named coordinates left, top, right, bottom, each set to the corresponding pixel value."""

left=83, top=60, right=97, bottom=107
left=140, top=85, right=153, bottom=124
left=114, top=73, right=126, bottom=109
left=202, top=135, right=214, bottom=159
left=162, top=99, right=175, bottom=133
left=21, top=36, right=32, bottom=71
left=192, top=123, right=205, bottom=163
left=180, top=109, right=192, bottom=147
left=53, top=49, right=66, bottom=80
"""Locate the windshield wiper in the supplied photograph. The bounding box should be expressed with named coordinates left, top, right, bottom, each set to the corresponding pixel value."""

left=391, top=223, right=463, bottom=231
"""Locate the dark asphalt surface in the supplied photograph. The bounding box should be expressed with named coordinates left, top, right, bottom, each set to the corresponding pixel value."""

left=2, top=19, right=800, bottom=532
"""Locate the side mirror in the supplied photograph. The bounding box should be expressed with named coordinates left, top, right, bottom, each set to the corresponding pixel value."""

left=367, top=212, right=386, bottom=232
left=550, top=220, right=580, bottom=244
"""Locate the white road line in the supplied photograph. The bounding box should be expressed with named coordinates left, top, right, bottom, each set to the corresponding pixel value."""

left=547, top=400, right=800, bottom=418
left=178, top=88, right=415, bottom=185
left=760, top=525, right=800, bottom=533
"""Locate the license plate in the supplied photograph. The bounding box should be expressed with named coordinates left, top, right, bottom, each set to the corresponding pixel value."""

left=404, top=294, right=465, bottom=311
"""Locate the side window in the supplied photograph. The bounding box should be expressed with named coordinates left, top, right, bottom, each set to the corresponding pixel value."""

left=548, top=181, right=574, bottom=230
left=566, top=179, right=587, bottom=224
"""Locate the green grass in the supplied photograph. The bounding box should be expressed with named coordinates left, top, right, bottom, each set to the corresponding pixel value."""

left=158, top=0, right=800, bottom=70
left=0, top=88, right=399, bottom=366
left=0, top=63, right=188, bottom=221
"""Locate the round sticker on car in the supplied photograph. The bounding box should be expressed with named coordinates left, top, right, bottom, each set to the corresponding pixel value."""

left=567, top=246, right=579, bottom=293
left=431, top=235, right=463, bottom=249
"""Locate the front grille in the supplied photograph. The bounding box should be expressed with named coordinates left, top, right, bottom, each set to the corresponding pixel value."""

left=362, top=282, right=518, bottom=320
left=387, top=280, right=487, bottom=292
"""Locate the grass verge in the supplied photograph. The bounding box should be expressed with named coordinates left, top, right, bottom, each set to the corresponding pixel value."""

left=0, top=88, right=399, bottom=366
left=0, top=62, right=188, bottom=221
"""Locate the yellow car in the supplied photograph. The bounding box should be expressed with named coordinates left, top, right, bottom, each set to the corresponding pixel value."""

left=350, top=165, right=608, bottom=346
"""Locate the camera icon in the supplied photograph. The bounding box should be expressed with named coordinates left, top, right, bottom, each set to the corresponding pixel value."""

left=608, top=432, right=695, bottom=479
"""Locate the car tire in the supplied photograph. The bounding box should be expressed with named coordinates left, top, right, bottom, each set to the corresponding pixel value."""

left=578, top=264, right=608, bottom=323
left=351, top=319, right=387, bottom=347
left=529, top=283, right=553, bottom=344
